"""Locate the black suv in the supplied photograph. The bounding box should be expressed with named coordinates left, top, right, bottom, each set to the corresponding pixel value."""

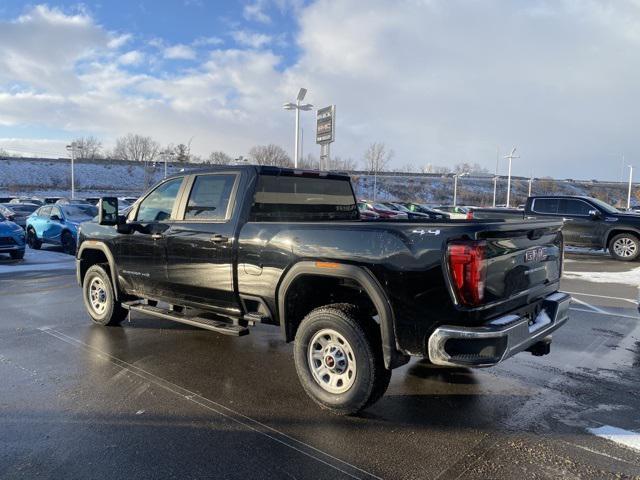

left=525, top=195, right=640, bottom=261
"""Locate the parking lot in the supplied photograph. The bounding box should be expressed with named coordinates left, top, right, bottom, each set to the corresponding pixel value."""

left=0, top=248, right=639, bottom=479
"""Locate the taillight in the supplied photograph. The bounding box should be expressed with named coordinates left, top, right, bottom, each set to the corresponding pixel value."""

left=447, top=240, right=487, bottom=306
left=466, top=210, right=474, bottom=220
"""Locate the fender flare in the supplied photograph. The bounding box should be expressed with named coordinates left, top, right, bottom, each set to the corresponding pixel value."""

left=277, top=261, right=408, bottom=369
left=602, top=226, right=640, bottom=249
left=76, top=241, right=120, bottom=300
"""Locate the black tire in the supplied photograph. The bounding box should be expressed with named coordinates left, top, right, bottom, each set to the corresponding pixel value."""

left=82, top=264, right=128, bottom=326
left=10, top=250, right=25, bottom=260
left=294, top=303, right=391, bottom=415
left=608, top=233, right=640, bottom=261
left=61, top=231, right=76, bottom=255
left=26, top=228, right=41, bottom=250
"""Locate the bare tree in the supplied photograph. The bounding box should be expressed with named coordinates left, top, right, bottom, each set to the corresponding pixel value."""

left=363, top=142, right=393, bottom=174
left=454, top=162, right=488, bottom=174
left=327, top=156, right=357, bottom=172
left=298, top=153, right=319, bottom=170
left=207, top=151, right=233, bottom=165
left=113, top=133, right=161, bottom=163
left=248, top=144, right=292, bottom=167
left=71, top=136, right=102, bottom=160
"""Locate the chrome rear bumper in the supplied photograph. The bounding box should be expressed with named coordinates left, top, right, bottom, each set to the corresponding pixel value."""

left=428, top=292, right=571, bottom=367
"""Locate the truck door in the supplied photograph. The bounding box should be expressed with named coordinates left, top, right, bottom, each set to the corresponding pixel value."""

left=164, top=172, right=241, bottom=316
left=115, top=176, right=185, bottom=296
left=557, top=198, right=600, bottom=247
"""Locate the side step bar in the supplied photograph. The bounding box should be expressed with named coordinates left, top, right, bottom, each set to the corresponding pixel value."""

left=123, top=303, right=249, bottom=337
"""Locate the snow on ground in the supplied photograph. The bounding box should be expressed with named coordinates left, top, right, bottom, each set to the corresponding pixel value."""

left=0, top=248, right=74, bottom=275
left=562, top=266, right=640, bottom=286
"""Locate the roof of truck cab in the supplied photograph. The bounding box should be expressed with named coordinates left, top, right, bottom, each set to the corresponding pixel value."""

left=529, top=195, right=595, bottom=200
left=164, top=164, right=351, bottom=181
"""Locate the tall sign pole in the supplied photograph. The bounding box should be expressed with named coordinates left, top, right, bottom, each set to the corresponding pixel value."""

left=316, top=105, right=335, bottom=170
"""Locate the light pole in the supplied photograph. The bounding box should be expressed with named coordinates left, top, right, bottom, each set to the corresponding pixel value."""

left=160, top=149, right=175, bottom=178
left=283, top=88, right=313, bottom=168
left=504, top=147, right=519, bottom=207
left=627, top=165, right=634, bottom=209
left=528, top=174, right=533, bottom=197
left=453, top=172, right=468, bottom=206
left=492, top=175, right=499, bottom=207
left=65, top=142, right=76, bottom=200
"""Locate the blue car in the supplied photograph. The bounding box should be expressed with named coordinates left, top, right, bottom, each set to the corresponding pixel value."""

left=0, top=211, right=26, bottom=260
left=26, top=204, right=97, bottom=255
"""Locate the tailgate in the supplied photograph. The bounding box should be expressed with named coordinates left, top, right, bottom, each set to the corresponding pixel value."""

left=478, top=221, right=563, bottom=304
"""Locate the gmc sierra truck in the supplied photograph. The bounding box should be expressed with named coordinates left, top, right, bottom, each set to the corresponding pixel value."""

left=76, top=165, right=571, bottom=414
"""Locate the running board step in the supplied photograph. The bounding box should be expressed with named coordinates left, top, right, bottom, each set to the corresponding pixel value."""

left=123, top=303, right=249, bottom=337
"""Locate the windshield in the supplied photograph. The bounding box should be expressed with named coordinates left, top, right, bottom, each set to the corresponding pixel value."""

left=61, top=205, right=98, bottom=221
left=589, top=197, right=619, bottom=214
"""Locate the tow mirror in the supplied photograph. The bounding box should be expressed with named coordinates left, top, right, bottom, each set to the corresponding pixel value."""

left=98, top=197, right=119, bottom=226
left=588, top=209, right=601, bottom=219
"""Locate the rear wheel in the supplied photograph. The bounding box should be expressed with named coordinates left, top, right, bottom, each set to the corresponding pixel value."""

left=609, top=233, right=639, bottom=261
left=61, top=231, right=76, bottom=255
left=294, top=303, right=391, bottom=415
left=26, top=228, right=41, bottom=249
left=82, top=264, right=128, bottom=326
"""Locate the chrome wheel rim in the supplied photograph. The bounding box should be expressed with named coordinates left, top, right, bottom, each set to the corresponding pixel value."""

left=613, top=238, right=637, bottom=258
left=308, top=328, right=357, bottom=394
left=88, top=277, right=108, bottom=315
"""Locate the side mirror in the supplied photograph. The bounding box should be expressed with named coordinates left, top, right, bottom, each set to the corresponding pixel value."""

left=50, top=214, right=61, bottom=221
left=588, top=209, right=601, bottom=219
left=98, top=197, right=119, bottom=226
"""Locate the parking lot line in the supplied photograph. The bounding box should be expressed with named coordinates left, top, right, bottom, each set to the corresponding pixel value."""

left=571, top=297, right=610, bottom=315
left=37, top=326, right=382, bottom=480
left=564, top=291, right=639, bottom=305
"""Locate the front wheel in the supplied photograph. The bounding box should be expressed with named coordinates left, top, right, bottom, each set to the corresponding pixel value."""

left=26, top=228, right=41, bottom=249
left=82, top=264, right=128, bottom=326
left=609, top=233, right=640, bottom=261
left=61, top=231, right=76, bottom=255
left=10, top=250, right=25, bottom=260
left=294, top=303, right=391, bottom=415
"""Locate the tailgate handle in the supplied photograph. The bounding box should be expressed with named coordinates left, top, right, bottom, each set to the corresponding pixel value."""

left=151, top=233, right=163, bottom=240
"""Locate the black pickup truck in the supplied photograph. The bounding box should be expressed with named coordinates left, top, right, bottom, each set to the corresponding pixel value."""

left=76, top=165, right=570, bottom=414
left=523, top=196, right=640, bottom=261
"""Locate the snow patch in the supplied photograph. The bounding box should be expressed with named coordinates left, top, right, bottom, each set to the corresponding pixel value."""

left=562, top=267, right=640, bottom=287
left=588, top=425, right=640, bottom=452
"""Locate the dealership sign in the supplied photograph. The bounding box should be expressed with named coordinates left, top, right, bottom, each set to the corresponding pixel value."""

left=316, top=105, right=335, bottom=144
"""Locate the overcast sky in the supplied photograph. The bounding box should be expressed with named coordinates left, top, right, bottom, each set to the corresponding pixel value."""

left=0, top=0, right=638, bottom=180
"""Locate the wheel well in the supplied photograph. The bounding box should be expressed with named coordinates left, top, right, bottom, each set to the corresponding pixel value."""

left=282, top=274, right=379, bottom=342
left=606, top=229, right=640, bottom=248
left=78, top=248, right=110, bottom=285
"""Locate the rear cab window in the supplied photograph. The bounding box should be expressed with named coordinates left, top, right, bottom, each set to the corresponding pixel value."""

left=183, top=174, right=237, bottom=221
left=250, top=173, right=358, bottom=221
left=532, top=198, right=560, bottom=214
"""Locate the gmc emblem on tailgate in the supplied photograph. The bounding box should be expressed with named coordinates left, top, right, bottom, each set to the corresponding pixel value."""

left=525, top=247, right=547, bottom=263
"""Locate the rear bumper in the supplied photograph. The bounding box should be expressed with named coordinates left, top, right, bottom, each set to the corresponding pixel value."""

left=428, top=292, right=571, bottom=367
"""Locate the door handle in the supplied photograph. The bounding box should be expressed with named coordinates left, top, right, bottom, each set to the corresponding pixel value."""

left=210, top=234, right=228, bottom=243
left=151, top=233, right=163, bottom=240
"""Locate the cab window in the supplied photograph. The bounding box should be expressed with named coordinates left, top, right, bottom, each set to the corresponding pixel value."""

left=532, top=198, right=560, bottom=214
left=136, top=177, right=183, bottom=223
left=50, top=206, right=62, bottom=219
left=184, top=174, right=236, bottom=221
left=559, top=199, right=592, bottom=216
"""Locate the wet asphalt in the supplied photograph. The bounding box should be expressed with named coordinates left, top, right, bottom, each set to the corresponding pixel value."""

left=0, top=248, right=639, bottom=479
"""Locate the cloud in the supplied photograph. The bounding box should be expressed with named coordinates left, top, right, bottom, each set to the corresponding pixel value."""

left=118, top=50, right=144, bottom=65
left=193, top=36, right=224, bottom=47
left=243, top=1, right=271, bottom=23
left=2, top=1, right=640, bottom=180
left=231, top=29, right=272, bottom=48
left=163, top=44, right=196, bottom=60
